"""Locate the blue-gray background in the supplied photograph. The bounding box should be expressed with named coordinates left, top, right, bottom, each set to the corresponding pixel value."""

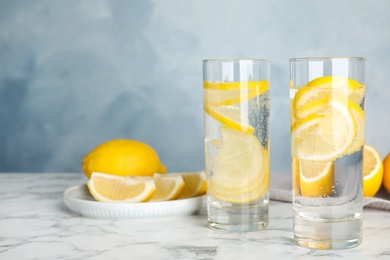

left=1, top=0, right=390, bottom=175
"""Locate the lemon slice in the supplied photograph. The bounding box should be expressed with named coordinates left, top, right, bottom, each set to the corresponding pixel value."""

left=292, top=99, right=356, bottom=161
left=293, top=76, right=365, bottom=109
left=149, top=174, right=185, bottom=202
left=204, top=80, right=269, bottom=91
left=204, top=80, right=269, bottom=106
left=210, top=174, right=269, bottom=204
left=363, top=145, right=383, bottom=197
left=346, top=102, right=365, bottom=154
left=87, top=172, right=156, bottom=202
left=204, top=103, right=254, bottom=134
left=208, top=127, right=269, bottom=203
left=297, top=158, right=334, bottom=197
left=294, top=98, right=329, bottom=120
left=204, top=88, right=260, bottom=106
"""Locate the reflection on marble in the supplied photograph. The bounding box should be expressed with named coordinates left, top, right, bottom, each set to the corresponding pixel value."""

left=0, top=173, right=390, bottom=259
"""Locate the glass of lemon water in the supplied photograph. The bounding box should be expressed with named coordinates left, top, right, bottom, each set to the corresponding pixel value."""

left=290, top=57, right=366, bottom=249
left=203, top=59, right=270, bottom=231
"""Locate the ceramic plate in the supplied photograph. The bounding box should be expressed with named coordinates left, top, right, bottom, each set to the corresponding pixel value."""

left=63, top=184, right=206, bottom=219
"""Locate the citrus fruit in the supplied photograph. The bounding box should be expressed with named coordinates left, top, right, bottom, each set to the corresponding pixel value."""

left=149, top=174, right=185, bottom=202
left=291, top=99, right=356, bottom=161
left=204, top=80, right=269, bottom=91
left=383, top=152, right=390, bottom=194
left=345, top=102, right=365, bottom=154
left=171, top=171, right=207, bottom=199
left=204, top=88, right=260, bottom=106
left=204, top=103, right=254, bottom=134
left=87, top=172, right=156, bottom=202
left=203, top=80, right=269, bottom=106
left=297, top=159, right=334, bottom=197
left=208, top=127, right=269, bottom=203
left=293, top=76, right=365, bottom=110
left=82, top=139, right=167, bottom=179
left=363, top=145, right=383, bottom=197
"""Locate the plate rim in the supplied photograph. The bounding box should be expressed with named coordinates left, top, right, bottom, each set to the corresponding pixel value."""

left=63, top=184, right=206, bottom=218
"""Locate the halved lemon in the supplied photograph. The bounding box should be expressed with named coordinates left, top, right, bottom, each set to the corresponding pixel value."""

left=292, top=99, right=356, bottom=161
left=208, top=127, right=269, bottom=203
left=293, top=76, right=365, bottom=109
left=87, top=172, right=156, bottom=202
left=296, top=158, right=334, bottom=197
left=204, top=103, right=254, bottom=134
left=363, top=144, right=383, bottom=197
left=149, top=174, right=185, bottom=202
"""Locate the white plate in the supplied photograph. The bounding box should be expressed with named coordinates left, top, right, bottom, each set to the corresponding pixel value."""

left=63, top=184, right=206, bottom=219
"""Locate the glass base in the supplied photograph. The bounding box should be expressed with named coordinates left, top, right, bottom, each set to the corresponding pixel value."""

left=207, top=198, right=269, bottom=232
left=293, top=214, right=362, bottom=250
left=294, top=237, right=362, bottom=250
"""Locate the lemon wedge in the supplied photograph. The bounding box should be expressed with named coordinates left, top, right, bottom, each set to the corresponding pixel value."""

left=149, top=174, right=185, bottom=202
left=208, top=127, right=269, bottom=203
left=363, top=145, right=383, bottom=197
left=176, top=171, right=207, bottom=199
left=87, top=172, right=156, bottom=202
left=292, top=99, right=356, bottom=161
left=155, top=171, right=207, bottom=199
left=204, top=103, right=254, bottom=134
left=296, top=158, right=334, bottom=197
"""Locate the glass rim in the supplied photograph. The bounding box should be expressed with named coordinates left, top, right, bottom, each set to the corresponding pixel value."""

left=289, top=56, right=365, bottom=62
left=203, top=58, right=270, bottom=63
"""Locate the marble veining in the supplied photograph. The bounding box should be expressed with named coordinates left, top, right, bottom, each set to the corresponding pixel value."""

left=0, top=173, right=390, bottom=259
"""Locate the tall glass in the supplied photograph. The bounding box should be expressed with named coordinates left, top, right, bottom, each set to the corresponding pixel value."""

left=203, top=59, right=270, bottom=231
left=290, top=57, right=365, bottom=249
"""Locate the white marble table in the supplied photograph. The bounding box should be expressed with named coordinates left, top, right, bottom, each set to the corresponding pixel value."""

left=1, top=173, right=390, bottom=259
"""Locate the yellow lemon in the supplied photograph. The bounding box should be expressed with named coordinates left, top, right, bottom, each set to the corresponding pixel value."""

left=204, top=103, right=254, bottom=134
left=82, top=139, right=167, bottom=179
left=291, top=100, right=356, bottom=162
left=204, top=80, right=269, bottom=91
left=383, top=152, right=390, bottom=194
left=346, top=102, right=365, bottom=154
left=296, top=157, right=334, bottom=197
left=171, top=171, right=207, bottom=199
left=149, top=174, right=185, bottom=202
left=203, top=80, right=269, bottom=106
left=363, top=145, right=383, bottom=197
left=87, top=172, right=156, bottom=202
left=208, top=127, right=269, bottom=203
left=293, top=76, right=365, bottom=110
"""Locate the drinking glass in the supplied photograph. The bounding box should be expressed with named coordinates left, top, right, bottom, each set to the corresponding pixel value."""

left=290, top=57, right=365, bottom=249
left=203, top=59, right=270, bottom=231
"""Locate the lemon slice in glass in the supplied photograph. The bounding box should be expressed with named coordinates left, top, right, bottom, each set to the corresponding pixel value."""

left=293, top=76, right=365, bottom=109
left=203, top=80, right=269, bottom=106
left=292, top=99, right=356, bottom=161
left=297, top=158, right=335, bottom=197
left=208, top=127, right=269, bottom=203
left=204, top=103, right=254, bottom=134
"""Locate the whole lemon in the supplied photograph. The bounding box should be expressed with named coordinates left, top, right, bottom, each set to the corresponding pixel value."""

left=82, top=139, right=167, bottom=179
left=383, top=152, right=390, bottom=194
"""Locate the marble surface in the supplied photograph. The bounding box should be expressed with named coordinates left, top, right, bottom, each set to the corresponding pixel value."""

left=1, top=173, right=390, bottom=260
